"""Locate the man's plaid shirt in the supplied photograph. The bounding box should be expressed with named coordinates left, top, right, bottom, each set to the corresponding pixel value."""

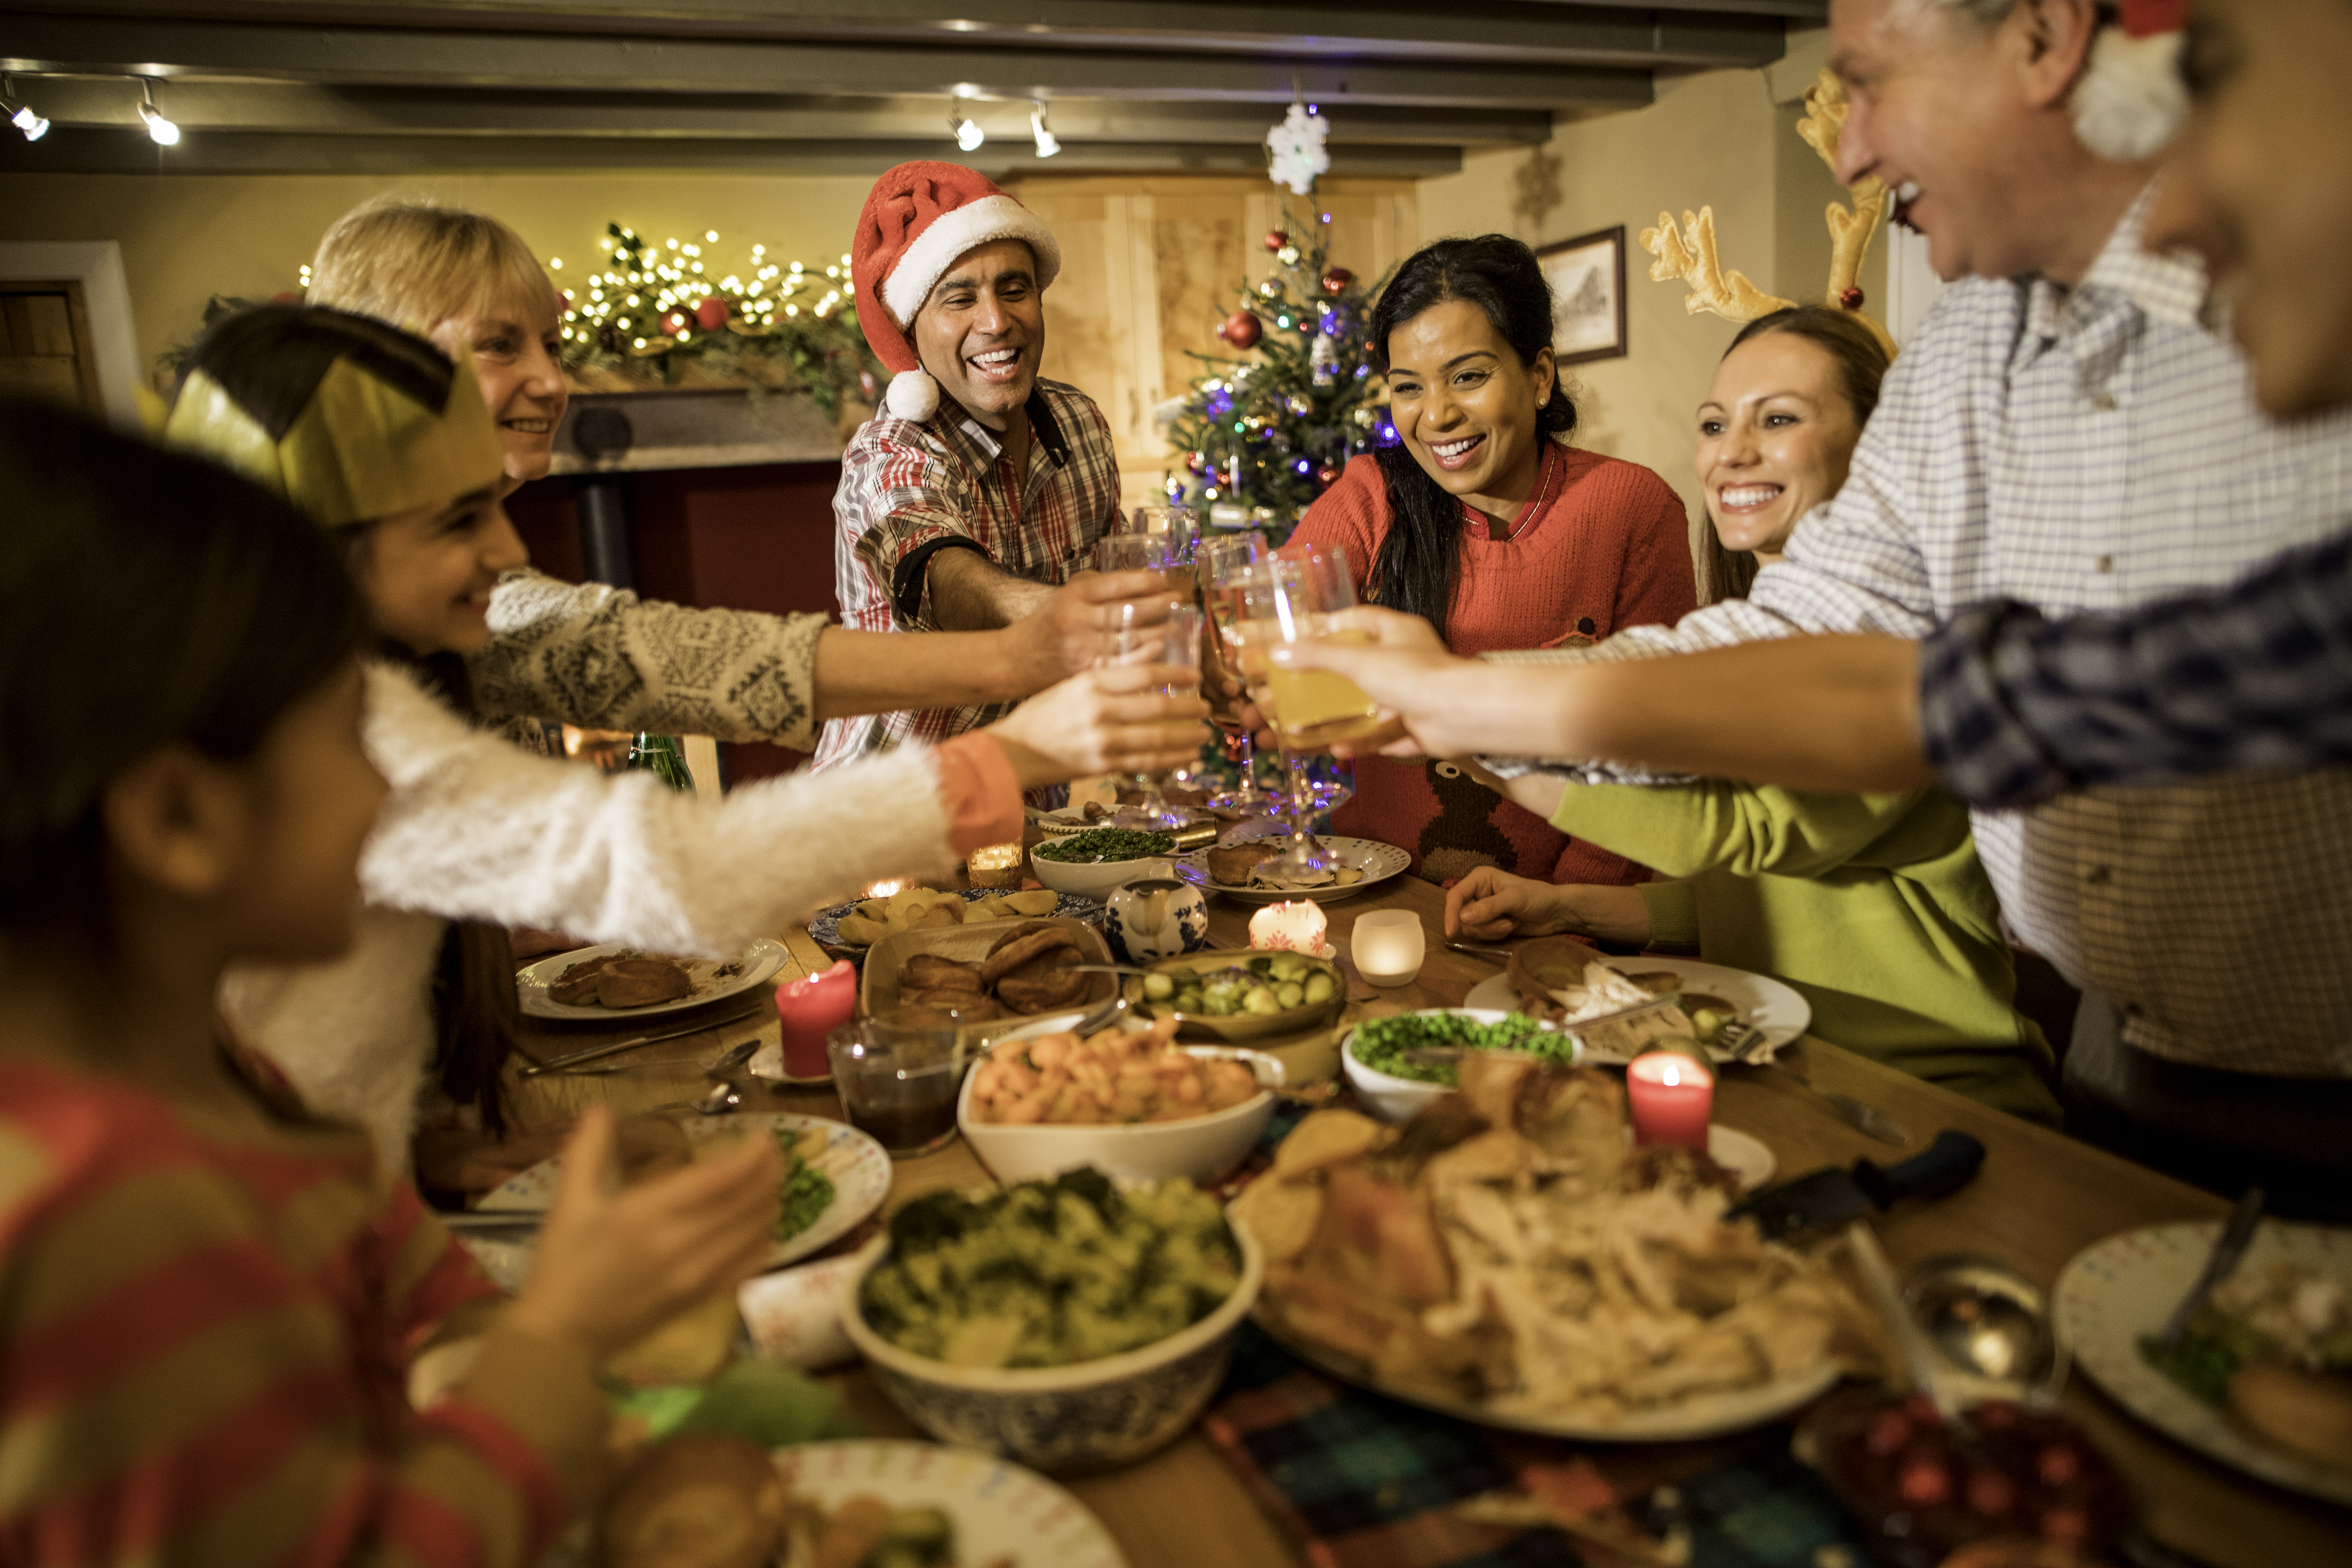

left=1550, top=190, right=2352, bottom=1078
left=1920, top=531, right=2352, bottom=810
left=813, top=378, right=1122, bottom=770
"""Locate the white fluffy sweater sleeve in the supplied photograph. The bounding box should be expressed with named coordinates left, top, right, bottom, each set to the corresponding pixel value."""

left=359, top=662, right=961, bottom=953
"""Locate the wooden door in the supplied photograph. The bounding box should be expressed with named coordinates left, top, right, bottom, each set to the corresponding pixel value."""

left=0, top=282, right=103, bottom=413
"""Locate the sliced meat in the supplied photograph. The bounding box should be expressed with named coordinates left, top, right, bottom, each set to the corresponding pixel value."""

left=980, top=925, right=1079, bottom=986
left=549, top=952, right=619, bottom=1006
left=596, top=957, right=693, bottom=1008
left=903, top=954, right=984, bottom=993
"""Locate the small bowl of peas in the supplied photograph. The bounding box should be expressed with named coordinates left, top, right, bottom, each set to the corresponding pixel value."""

left=1120, top=949, right=1347, bottom=1043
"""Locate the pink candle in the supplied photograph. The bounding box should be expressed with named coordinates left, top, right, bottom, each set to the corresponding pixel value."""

left=1626, top=1050, right=1713, bottom=1150
left=776, top=959, right=856, bottom=1078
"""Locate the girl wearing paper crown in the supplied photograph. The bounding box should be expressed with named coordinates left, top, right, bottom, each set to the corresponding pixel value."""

left=167, top=304, right=1202, bottom=1180
left=816, top=162, right=1152, bottom=770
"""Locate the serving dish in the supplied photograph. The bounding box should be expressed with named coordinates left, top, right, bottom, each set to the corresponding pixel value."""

left=807, top=888, right=1103, bottom=958
left=1339, top=1008, right=1577, bottom=1121
left=778, top=1441, right=1127, bottom=1568
left=516, top=937, right=789, bottom=1022
left=1029, top=851, right=1178, bottom=902
left=1118, top=948, right=1346, bottom=1042
left=2056, top=1219, right=2352, bottom=1506
left=838, top=1216, right=1266, bottom=1473
left=1463, top=954, right=1812, bottom=1063
left=460, top=1113, right=891, bottom=1289
left=958, top=1011, right=1284, bottom=1185
left=859, top=917, right=1117, bottom=1042
left=1173, top=835, right=1411, bottom=905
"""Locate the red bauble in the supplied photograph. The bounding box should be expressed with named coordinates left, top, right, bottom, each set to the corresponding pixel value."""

left=661, top=309, right=691, bottom=337
left=1839, top=286, right=1866, bottom=310
left=694, top=295, right=730, bottom=332
left=1218, top=310, right=1264, bottom=350
left=1320, top=267, right=1354, bottom=295
left=1262, top=229, right=1289, bottom=253
left=1185, top=450, right=1210, bottom=475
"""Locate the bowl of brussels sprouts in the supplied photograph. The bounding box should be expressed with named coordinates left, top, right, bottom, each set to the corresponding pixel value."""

left=1118, top=948, right=1346, bottom=1043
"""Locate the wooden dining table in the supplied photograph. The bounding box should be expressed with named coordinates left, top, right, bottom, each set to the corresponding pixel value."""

left=504, top=874, right=2352, bottom=1568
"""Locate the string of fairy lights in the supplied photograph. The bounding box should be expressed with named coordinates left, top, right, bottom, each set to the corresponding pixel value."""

left=559, top=222, right=858, bottom=358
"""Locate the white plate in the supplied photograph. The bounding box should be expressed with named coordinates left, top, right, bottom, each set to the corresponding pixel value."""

left=1175, top=835, right=1412, bottom=905
left=2056, top=1220, right=2352, bottom=1506
left=779, top=1441, right=1127, bottom=1568
left=516, top=937, right=789, bottom=1022
left=1255, top=1313, right=1838, bottom=1442
left=458, top=1113, right=891, bottom=1290
left=1463, top=954, right=1811, bottom=1063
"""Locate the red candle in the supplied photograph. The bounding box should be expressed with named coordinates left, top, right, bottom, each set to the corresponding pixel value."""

left=776, top=959, right=856, bottom=1078
left=1626, top=1050, right=1713, bottom=1150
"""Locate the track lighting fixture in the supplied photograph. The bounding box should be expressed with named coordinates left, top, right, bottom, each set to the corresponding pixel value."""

left=139, top=78, right=178, bottom=146
left=948, top=98, right=984, bottom=153
left=2, top=76, right=46, bottom=142
left=1030, top=101, right=1060, bottom=158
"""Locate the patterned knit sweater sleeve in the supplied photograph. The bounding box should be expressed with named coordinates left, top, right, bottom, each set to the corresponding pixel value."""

left=357, top=662, right=961, bottom=957
left=470, top=568, right=828, bottom=752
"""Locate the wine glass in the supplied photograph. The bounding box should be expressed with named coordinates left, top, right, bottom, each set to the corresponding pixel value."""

left=1124, top=505, right=1200, bottom=601
left=1233, top=542, right=1381, bottom=880
left=1119, top=600, right=1206, bottom=829
left=1197, top=532, right=1274, bottom=815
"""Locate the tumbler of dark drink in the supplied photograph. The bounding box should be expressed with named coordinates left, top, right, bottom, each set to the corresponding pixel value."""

left=826, top=1007, right=972, bottom=1159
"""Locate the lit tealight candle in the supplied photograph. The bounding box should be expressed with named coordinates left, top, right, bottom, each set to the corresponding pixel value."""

left=775, top=959, right=857, bottom=1079
left=1350, top=909, right=1424, bottom=988
left=966, top=840, right=1024, bottom=890
left=1250, top=899, right=1328, bottom=954
left=1625, top=1049, right=1714, bottom=1150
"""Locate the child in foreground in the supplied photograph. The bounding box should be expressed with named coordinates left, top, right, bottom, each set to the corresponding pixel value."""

left=0, top=402, right=779, bottom=1562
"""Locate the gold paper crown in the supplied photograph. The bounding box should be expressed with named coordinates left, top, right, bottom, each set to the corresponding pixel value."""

left=1639, top=69, right=1897, bottom=358
left=166, top=305, right=505, bottom=528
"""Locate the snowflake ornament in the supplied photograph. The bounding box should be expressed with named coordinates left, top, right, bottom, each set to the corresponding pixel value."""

left=1265, top=103, right=1331, bottom=197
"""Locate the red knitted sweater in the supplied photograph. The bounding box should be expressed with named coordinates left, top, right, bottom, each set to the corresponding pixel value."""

left=1288, top=442, right=1698, bottom=888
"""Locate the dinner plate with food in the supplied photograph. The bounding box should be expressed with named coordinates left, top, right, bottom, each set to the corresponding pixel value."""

left=595, top=1436, right=1126, bottom=1568
left=861, top=918, right=1118, bottom=1034
left=461, top=1113, right=891, bottom=1289
left=2056, top=1219, right=2352, bottom=1504
left=1462, top=938, right=1810, bottom=1063
left=808, top=885, right=1102, bottom=957
left=516, top=937, right=790, bottom=1021
left=1235, top=1053, right=1869, bottom=1442
left=1175, top=834, right=1411, bottom=905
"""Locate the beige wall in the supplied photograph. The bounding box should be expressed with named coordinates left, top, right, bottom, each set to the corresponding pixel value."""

left=0, top=169, right=876, bottom=383
left=1414, top=31, right=1885, bottom=530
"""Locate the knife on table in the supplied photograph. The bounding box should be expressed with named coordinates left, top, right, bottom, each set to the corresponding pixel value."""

left=1728, top=1129, right=1986, bottom=1241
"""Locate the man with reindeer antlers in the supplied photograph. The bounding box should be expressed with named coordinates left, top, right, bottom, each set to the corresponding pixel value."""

left=1274, top=0, right=2352, bottom=1211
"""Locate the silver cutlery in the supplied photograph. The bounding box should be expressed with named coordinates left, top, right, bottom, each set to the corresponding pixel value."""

left=1724, top=1022, right=1910, bottom=1147
left=2158, top=1185, right=2266, bottom=1346
left=437, top=1208, right=547, bottom=1234
left=518, top=1004, right=762, bottom=1077
left=1442, top=939, right=1519, bottom=962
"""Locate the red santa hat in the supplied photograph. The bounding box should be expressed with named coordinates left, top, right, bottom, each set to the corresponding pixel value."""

left=850, top=161, right=1062, bottom=423
left=2073, top=0, right=2188, bottom=161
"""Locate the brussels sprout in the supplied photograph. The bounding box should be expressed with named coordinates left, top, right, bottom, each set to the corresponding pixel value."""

left=1267, top=953, right=1307, bottom=983
left=1690, top=1008, right=1725, bottom=1041
left=1244, top=986, right=1281, bottom=1015
left=1143, top=971, right=1175, bottom=1000
left=1303, top=972, right=1335, bottom=1005
left=1274, top=982, right=1304, bottom=1010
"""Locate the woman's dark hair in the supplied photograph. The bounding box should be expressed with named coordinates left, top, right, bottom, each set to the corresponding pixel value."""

left=1700, top=304, right=1891, bottom=604
left=1365, top=234, right=1578, bottom=642
left=0, top=400, right=368, bottom=945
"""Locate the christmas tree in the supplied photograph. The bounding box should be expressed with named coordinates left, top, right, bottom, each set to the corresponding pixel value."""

left=1162, top=210, right=1393, bottom=546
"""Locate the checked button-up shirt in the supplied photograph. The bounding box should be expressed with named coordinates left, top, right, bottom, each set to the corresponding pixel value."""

left=1541, top=189, right=2352, bottom=1079
left=814, top=378, right=1123, bottom=770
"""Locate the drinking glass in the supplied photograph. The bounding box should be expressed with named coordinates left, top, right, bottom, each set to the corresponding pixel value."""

left=1116, top=600, right=1206, bottom=829
left=1123, top=505, right=1200, bottom=602
left=825, top=1006, right=973, bottom=1159
left=1197, top=532, right=1274, bottom=814
left=1233, top=543, right=1381, bottom=878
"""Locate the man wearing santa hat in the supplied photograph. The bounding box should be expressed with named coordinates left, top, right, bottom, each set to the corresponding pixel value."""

left=814, top=161, right=1157, bottom=770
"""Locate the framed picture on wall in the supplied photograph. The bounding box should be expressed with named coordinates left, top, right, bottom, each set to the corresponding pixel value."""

left=1537, top=225, right=1627, bottom=365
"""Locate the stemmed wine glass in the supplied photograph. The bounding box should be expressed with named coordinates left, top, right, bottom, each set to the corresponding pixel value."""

left=1197, top=532, right=1275, bottom=815
left=1232, top=542, right=1383, bottom=881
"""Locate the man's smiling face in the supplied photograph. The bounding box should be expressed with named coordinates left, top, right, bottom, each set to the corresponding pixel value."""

left=912, top=238, right=1044, bottom=423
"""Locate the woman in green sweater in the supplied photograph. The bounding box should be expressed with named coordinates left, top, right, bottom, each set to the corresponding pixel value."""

left=1442, top=307, right=2057, bottom=1121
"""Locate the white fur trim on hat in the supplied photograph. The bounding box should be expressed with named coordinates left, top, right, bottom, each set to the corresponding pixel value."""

left=885, top=369, right=940, bottom=422
left=2073, top=26, right=2187, bottom=161
left=880, top=194, right=1063, bottom=328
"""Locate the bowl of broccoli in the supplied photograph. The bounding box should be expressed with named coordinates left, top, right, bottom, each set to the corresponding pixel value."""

left=838, top=1168, right=1263, bottom=1473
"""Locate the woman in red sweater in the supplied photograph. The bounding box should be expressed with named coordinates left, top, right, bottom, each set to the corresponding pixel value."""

left=1287, top=234, right=1696, bottom=886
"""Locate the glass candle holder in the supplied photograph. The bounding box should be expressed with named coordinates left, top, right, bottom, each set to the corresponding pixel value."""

left=1249, top=899, right=1328, bottom=954
left=1626, top=1048, right=1715, bottom=1150
left=1350, top=909, right=1425, bottom=987
left=966, top=840, right=1025, bottom=890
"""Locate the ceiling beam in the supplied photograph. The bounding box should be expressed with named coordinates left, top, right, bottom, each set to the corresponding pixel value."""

left=4, top=1, right=1819, bottom=59
left=0, top=126, right=1465, bottom=178
left=0, top=15, right=1670, bottom=105
left=1, top=77, right=1556, bottom=146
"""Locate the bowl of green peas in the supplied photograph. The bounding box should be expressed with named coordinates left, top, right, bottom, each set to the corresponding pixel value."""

left=1119, top=949, right=1346, bottom=1043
